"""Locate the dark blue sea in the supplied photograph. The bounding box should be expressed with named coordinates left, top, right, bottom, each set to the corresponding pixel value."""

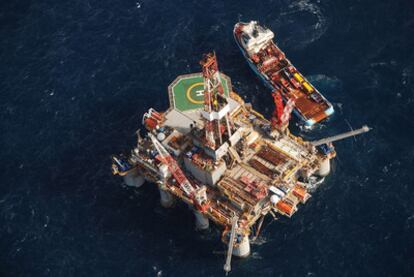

left=1, top=0, right=413, bottom=276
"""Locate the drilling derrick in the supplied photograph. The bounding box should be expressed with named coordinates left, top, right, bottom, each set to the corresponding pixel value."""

left=200, top=52, right=232, bottom=149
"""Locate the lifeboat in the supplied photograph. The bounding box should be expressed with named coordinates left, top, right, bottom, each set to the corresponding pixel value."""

left=144, top=117, right=158, bottom=130
left=292, top=186, right=311, bottom=203
left=276, top=200, right=296, bottom=217
left=149, top=108, right=162, bottom=121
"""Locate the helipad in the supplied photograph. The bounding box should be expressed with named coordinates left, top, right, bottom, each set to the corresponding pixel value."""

left=168, top=73, right=232, bottom=112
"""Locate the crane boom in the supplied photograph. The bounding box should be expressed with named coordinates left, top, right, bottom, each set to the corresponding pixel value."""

left=311, top=125, right=371, bottom=146
left=148, top=133, right=195, bottom=196
left=280, top=98, right=295, bottom=128
left=271, top=90, right=284, bottom=128
left=223, top=214, right=239, bottom=274
left=271, top=90, right=295, bottom=130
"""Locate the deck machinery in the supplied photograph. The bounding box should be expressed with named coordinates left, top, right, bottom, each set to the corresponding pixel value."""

left=234, top=21, right=335, bottom=127
left=111, top=53, right=370, bottom=271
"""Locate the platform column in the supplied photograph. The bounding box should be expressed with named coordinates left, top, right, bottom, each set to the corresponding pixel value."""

left=123, top=169, right=145, bottom=188
left=317, top=159, right=331, bottom=177
left=158, top=183, right=174, bottom=208
left=194, top=210, right=209, bottom=230
left=232, top=235, right=250, bottom=258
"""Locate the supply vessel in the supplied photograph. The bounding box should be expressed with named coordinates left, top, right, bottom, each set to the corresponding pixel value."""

left=111, top=53, right=369, bottom=272
left=234, top=21, right=334, bottom=127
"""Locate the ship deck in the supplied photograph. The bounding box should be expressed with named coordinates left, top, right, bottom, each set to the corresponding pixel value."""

left=289, top=88, right=330, bottom=121
left=261, top=42, right=331, bottom=122
left=234, top=27, right=333, bottom=125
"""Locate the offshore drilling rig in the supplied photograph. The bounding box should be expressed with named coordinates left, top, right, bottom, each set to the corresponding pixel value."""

left=111, top=53, right=370, bottom=272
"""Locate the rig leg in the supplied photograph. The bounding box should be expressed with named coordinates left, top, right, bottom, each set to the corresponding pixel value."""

left=232, top=235, right=250, bottom=258
left=317, top=159, right=331, bottom=177
left=159, top=187, right=174, bottom=208
left=194, top=210, right=209, bottom=230
left=123, top=169, right=145, bottom=188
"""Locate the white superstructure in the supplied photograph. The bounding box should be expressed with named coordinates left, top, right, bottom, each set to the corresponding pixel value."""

left=239, top=21, right=274, bottom=55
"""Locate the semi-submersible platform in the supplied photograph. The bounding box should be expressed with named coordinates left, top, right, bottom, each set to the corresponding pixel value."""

left=111, top=53, right=370, bottom=272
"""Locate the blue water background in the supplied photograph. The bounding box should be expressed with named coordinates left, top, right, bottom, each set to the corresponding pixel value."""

left=0, top=0, right=413, bottom=276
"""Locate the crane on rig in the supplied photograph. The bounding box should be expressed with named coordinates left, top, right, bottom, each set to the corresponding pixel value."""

left=311, top=125, right=371, bottom=146
left=223, top=214, right=239, bottom=274
left=148, top=133, right=209, bottom=211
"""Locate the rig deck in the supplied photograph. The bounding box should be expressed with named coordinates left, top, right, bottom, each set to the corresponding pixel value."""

left=111, top=52, right=370, bottom=272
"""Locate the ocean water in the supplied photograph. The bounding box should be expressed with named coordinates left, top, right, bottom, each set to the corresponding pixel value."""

left=1, top=0, right=413, bottom=276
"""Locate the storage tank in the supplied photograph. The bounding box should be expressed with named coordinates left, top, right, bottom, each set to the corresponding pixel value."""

left=157, top=132, right=166, bottom=141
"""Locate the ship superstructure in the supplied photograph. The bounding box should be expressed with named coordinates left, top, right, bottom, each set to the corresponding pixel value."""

left=234, top=21, right=335, bottom=127
left=111, top=53, right=370, bottom=272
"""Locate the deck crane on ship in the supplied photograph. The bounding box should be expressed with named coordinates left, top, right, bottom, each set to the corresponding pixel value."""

left=234, top=21, right=335, bottom=127
left=271, top=89, right=295, bottom=132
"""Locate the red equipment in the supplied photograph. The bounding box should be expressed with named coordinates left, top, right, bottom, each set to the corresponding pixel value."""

left=271, top=90, right=284, bottom=128
left=142, top=108, right=163, bottom=131
left=271, top=90, right=295, bottom=130
left=149, top=133, right=209, bottom=211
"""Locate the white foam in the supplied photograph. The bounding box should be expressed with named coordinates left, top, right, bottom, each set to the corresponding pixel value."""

left=280, top=0, right=329, bottom=48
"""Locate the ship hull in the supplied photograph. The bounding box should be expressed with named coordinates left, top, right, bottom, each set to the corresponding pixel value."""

left=233, top=24, right=334, bottom=126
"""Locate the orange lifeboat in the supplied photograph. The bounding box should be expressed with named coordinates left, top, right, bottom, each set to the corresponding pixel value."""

left=150, top=110, right=162, bottom=121
left=292, top=186, right=310, bottom=203
left=144, top=117, right=158, bottom=130
left=276, top=200, right=296, bottom=217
